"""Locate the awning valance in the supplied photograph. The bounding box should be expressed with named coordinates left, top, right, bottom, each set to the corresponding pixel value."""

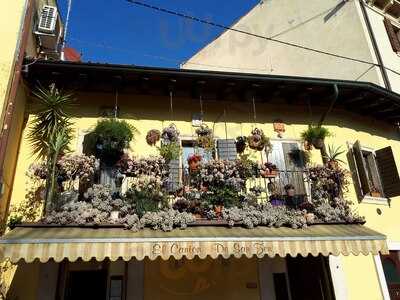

left=0, top=225, right=388, bottom=263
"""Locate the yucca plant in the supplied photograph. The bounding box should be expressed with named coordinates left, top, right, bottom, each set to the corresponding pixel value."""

left=324, top=144, right=346, bottom=169
left=27, top=84, right=74, bottom=213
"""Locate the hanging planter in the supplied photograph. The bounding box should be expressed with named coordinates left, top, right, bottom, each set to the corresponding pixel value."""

left=235, top=136, right=247, bottom=154
left=146, top=129, right=161, bottom=146
left=248, top=128, right=271, bottom=151
left=158, top=124, right=181, bottom=161
left=195, top=124, right=215, bottom=150
left=93, top=119, right=137, bottom=166
left=300, top=125, right=331, bottom=150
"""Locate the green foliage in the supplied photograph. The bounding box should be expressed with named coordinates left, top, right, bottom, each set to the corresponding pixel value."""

left=7, top=215, right=23, bottom=230
left=203, top=185, right=240, bottom=208
left=93, top=119, right=137, bottom=165
left=158, top=142, right=181, bottom=161
left=301, top=125, right=331, bottom=143
left=324, top=144, right=346, bottom=164
left=27, top=84, right=74, bottom=159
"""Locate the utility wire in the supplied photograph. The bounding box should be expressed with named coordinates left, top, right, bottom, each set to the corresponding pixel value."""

left=124, top=0, right=400, bottom=78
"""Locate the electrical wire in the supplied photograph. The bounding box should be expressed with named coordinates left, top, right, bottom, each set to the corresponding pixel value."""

left=124, top=0, right=400, bottom=78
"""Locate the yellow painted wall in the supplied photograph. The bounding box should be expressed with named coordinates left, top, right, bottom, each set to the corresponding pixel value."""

left=8, top=91, right=400, bottom=299
left=6, top=261, right=40, bottom=300
left=144, top=257, right=260, bottom=300
left=0, top=0, right=26, bottom=123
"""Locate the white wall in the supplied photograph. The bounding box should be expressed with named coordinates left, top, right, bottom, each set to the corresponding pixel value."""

left=183, top=0, right=383, bottom=84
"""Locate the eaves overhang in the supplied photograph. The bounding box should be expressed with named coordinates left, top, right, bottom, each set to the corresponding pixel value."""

left=22, top=59, right=400, bottom=125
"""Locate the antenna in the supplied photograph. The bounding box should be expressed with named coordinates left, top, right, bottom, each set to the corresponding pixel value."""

left=61, top=0, right=73, bottom=60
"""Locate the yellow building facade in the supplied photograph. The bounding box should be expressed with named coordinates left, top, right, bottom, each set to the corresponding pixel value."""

left=0, top=60, right=395, bottom=300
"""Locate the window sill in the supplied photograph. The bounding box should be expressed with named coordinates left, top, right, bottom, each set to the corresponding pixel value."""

left=361, top=195, right=389, bottom=205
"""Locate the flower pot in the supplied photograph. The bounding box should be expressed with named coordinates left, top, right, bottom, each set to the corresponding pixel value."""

left=312, top=138, right=324, bottom=150
left=189, top=161, right=200, bottom=172
left=236, top=142, right=246, bottom=154
left=214, top=205, right=223, bottom=217
left=370, top=191, right=382, bottom=198
left=194, top=213, right=203, bottom=220
left=261, top=169, right=278, bottom=178
left=305, top=213, right=315, bottom=223
left=110, top=211, right=120, bottom=221
left=270, top=199, right=285, bottom=206
left=327, top=160, right=339, bottom=169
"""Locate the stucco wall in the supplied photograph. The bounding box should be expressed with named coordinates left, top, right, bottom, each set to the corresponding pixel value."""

left=182, top=0, right=383, bottom=85
left=8, top=92, right=400, bottom=299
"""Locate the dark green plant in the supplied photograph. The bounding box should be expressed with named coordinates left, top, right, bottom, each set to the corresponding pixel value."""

left=27, top=84, right=74, bottom=159
left=93, top=119, right=137, bottom=165
left=324, top=144, right=346, bottom=164
left=301, top=125, right=331, bottom=144
left=27, top=85, right=74, bottom=214
left=7, top=215, right=23, bottom=230
left=202, top=185, right=240, bottom=208
left=158, top=142, right=181, bottom=161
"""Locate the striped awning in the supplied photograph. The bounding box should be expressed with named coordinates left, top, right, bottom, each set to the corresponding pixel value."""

left=0, top=224, right=388, bottom=263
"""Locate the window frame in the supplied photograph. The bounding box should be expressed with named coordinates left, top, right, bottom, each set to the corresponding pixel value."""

left=347, top=142, right=389, bottom=205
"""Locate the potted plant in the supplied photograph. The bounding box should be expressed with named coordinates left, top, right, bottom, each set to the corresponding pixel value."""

left=158, top=124, right=181, bottom=161
left=187, top=154, right=202, bottom=172
left=370, top=184, right=382, bottom=198
left=284, top=184, right=296, bottom=197
left=301, top=125, right=331, bottom=150
left=260, top=162, right=278, bottom=178
left=146, top=129, right=161, bottom=146
left=93, top=119, right=137, bottom=166
left=267, top=182, right=285, bottom=206
left=195, top=124, right=215, bottom=151
left=235, top=136, right=247, bottom=154
left=324, top=144, right=345, bottom=169
left=248, top=128, right=272, bottom=151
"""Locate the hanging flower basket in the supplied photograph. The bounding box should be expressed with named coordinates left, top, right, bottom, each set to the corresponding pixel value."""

left=146, top=129, right=161, bottom=146
left=248, top=128, right=271, bottom=152
left=195, top=124, right=215, bottom=150
left=235, top=136, right=247, bottom=154
left=312, top=138, right=325, bottom=150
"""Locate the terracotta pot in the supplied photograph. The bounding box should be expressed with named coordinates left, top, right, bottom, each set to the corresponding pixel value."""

left=370, top=191, right=382, bottom=198
left=327, top=160, right=339, bottom=169
left=261, top=169, right=278, bottom=178
left=189, top=161, right=200, bottom=172
left=304, top=141, right=313, bottom=151
left=214, top=205, right=223, bottom=217
left=194, top=213, right=203, bottom=220
left=305, top=213, right=315, bottom=223
left=312, top=138, right=324, bottom=150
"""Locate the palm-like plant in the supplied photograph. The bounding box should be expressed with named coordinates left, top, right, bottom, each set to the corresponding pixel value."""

left=27, top=84, right=74, bottom=159
left=324, top=144, right=346, bottom=167
left=27, top=85, right=74, bottom=213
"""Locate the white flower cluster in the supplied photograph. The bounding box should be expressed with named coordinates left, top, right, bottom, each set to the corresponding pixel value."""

left=117, top=156, right=169, bottom=179
left=161, top=124, right=180, bottom=144
left=200, top=160, right=246, bottom=192
left=222, top=204, right=308, bottom=229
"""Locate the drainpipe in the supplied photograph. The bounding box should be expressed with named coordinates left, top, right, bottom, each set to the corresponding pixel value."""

left=359, top=0, right=392, bottom=90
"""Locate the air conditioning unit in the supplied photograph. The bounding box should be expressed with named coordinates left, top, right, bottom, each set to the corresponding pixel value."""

left=38, top=5, right=58, bottom=34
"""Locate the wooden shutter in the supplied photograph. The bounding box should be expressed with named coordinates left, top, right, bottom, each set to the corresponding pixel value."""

left=375, top=146, right=400, bottom=198
left=168, top=159, right=180, bottom=192
left=217, top=139, right=237, bottom=161
left=347, top=148, right=363, bottom=200
left=384, top=18, right=400, bottom=53
left=353, top=141, right=371, bottom=195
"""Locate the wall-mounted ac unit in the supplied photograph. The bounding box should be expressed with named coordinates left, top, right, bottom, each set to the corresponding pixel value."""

left=38, top=5, right=58, bottom=34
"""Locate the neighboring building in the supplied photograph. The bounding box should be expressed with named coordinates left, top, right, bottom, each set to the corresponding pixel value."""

left=182, top=0, right=400, bottom=94
left=0, top=60, right=398, bottom=300
left=0, top=0, right=63, bottom=221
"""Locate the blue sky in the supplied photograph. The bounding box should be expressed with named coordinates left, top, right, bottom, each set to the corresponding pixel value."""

left=57, top=0, right=259, bottom=67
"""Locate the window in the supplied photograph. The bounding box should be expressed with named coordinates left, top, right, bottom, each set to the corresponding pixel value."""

left=384, top=18, right=400, bottom=54
left=381, top=251, right=400, bottom=299
left=349, top=141, right=400, bottom=200
left=269, top=140, right=308, bottom=197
